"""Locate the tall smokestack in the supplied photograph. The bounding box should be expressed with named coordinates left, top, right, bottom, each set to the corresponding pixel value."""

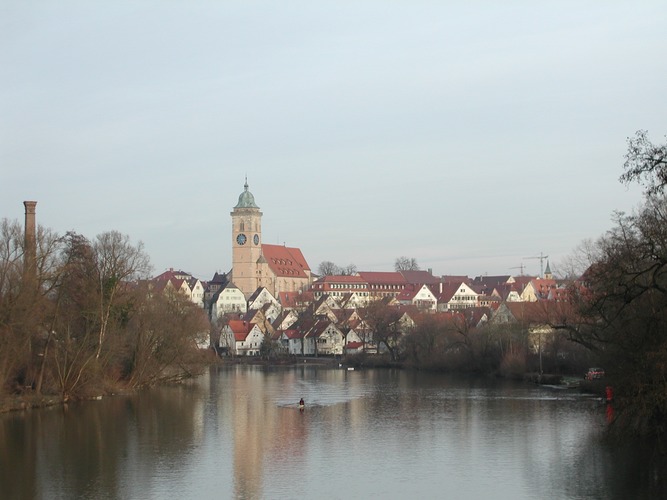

left=23, top=201, right=37, bottom=281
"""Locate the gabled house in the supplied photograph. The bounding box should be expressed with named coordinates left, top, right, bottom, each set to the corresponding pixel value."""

left=521, top=278, right=559, bottom=302
left=204, top=271, right=230, bottom=304
left=490, top=284, right=523, bottom=302
left=306, top=296, right=340, bottom=323
left=272, top=309, right=300, bottom=331
left=397, top=309, right=417, bottom=332
left=397, top=284, right=437, bottom=311
left=282, top=329, right=305, bottom=355
left=307, top=320, right=345, bottom=356
left=210, top=283, right=247, bottom=323
left=223, top=320, right=264, bottom=356
left=248, top=287, right=281, bottom=312
left=187, top=278, right=206, bottom=307
left=435, top=282, right=479, bottom=311
left=338, top=292, right=370, bottom=309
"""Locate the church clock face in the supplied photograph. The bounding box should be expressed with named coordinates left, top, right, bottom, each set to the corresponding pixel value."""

left=236, top=233, right=247, bottom=245
left=253, top=234, right=259, bottom=245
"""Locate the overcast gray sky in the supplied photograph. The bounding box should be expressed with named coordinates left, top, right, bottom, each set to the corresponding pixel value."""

left=2, top=1, right=665, bottom=279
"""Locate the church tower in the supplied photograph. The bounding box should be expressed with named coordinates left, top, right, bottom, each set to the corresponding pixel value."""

left=231, top=180, right=263, bottom=297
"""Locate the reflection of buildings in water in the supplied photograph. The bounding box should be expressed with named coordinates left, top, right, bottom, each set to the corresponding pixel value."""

left=229, top=366, right=314, bottom=499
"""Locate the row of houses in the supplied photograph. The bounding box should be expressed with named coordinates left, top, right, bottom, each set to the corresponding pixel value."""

left=150, top=264, right=574, bottom=356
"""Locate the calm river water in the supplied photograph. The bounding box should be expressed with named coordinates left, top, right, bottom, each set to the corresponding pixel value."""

left=1, top=365, right=665, bottom=499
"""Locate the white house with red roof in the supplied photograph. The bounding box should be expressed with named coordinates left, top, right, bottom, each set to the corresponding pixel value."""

left=521, top=278, right=560, bottom=302
left=435, top=282, right=480, bottom=311
left=223, top=319, right=264, bottom=356
left=151, top=269, right=205, bottom=307
left=282, top=329, right=305, bottom=355
left=397, top=284, right=438, bottom=311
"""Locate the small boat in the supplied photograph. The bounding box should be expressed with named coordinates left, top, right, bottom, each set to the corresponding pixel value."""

left=347, top=367, right=355, bottom=371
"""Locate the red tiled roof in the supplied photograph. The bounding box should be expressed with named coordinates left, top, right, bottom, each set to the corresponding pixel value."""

left=315, top=275, right=365, bottom=284
left=397, top=284, right=420, bottom=301
left=152, top=269, right=193, bottom=281
left=262, top=244, right=311, bottom=278
left=434, top=283, right=462, bottom=302
left=399, top=270, right=440, bottom=285
left=357, top=271, right=406, bottom=285
left=228, top=320, right=252, bottom=341
left=280, top=329, right=303, bottom=340
left=442, top=275, right=471, bottom=285
left=279, top=291, right=314, bottom=308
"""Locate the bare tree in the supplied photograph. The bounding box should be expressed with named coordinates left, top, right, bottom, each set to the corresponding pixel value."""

left=340, top=263, right=357, bottom=276
left=361, top=300, right=404, bottom=361
left=317, top=261, right=340, bottom=276
left=125, top=289, right=209, bottom=387
left=620, top=130, right=667, bottom=196
left=92, top=231, right=151, bottom=358
left=394, top=256, right=420, bottom=272
left=0, top=219, right=61, bottom=394
left=317, top=261, right=357, bottom=276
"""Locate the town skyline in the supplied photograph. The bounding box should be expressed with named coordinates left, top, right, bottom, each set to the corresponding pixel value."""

left=2, top=2, right=664, bottom=279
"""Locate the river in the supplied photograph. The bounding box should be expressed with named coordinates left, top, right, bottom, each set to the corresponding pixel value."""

left=1, top=365, right=665, bottom=499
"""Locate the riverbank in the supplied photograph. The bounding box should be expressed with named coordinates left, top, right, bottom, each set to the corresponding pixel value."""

left=0, top=354, right=600, bottom=414
left=0, top=394, right=64, bottom=413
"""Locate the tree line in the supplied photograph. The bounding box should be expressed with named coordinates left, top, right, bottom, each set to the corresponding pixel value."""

left=0, top=227, right=209, bottom=403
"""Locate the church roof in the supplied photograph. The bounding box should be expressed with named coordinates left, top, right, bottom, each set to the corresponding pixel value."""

left=262, top=244, right=311, bottom=278
left=234, top=180, right=259, bottom=209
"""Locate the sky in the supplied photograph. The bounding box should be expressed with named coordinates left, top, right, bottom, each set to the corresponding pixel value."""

left=2, top=1, right=666, bottom=280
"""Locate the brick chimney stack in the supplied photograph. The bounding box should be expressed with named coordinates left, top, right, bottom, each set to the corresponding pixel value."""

left=23, top=201, right=37, bottom=280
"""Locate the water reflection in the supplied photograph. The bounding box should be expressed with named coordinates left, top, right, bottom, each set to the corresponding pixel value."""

left=1, top=366, right=664, bottom=499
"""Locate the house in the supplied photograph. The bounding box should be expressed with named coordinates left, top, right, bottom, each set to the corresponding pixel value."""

left=521, top=278, right=559, bottom=302
left=248, top=287, right=281, bottom=312
left=272, top=309, right=300, bottom=331
left=204, top=272, right=230, bottom=304
left=282, top=328, right=305, bottom=355
left=210, top=282, right=247, bottom=322
left=344, top=341, right=365, bottom=355
left=490, top=283, right=523, bottom=302
left=435, top=282, right=479, bottom=311
left=223, top=320, right=264, bottom=356
left=245, top=303, right=282, bottom=336
left=307, top=320, right=345, bottom=356
left=397, top=284, right=437, bottom=311
left=338, top=292, right=369, bottom=309
left=187, top=278, right=206, bottom=307
left=306, top=295, right=340, bottom=323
